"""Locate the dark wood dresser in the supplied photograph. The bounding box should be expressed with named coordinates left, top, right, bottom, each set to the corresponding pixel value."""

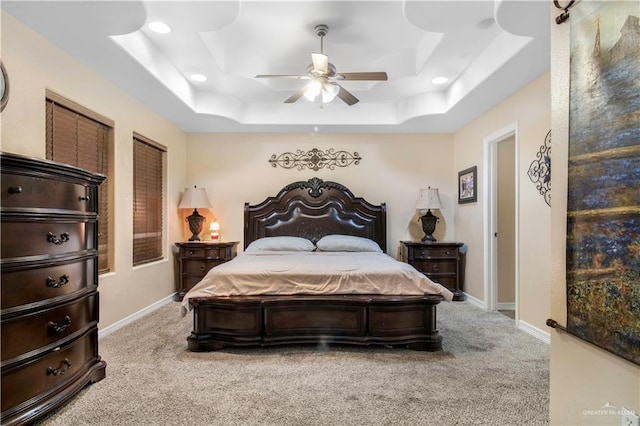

left=1, top=152, right=107, bottom=425
left=175, top=241, right=239, bottom=301
left=400, top=241, right=466, bottom=301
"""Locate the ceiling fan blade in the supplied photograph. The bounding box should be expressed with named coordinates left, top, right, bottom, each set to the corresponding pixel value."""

left=339, top=72, right=388, bottom=81
left=311, top=53, right=329, bottom=74
left=336, top=84, right=359, bottom=106
left=255, top=74, right=310, bottom=79
left=284, top=85, right=307, bottom=103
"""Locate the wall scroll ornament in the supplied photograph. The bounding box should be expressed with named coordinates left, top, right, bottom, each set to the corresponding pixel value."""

left=528, top=130, right=551, bottom=206
left=269, top=148, right=361, bottom=171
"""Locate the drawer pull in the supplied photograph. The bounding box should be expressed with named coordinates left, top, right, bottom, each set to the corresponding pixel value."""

left=200, top=265, right=207, bottom=271
left=48, top=316, right=72, bottom=333
left=46, top=274, right=70, bottom=288
left=433, top=264, right=440, bottom=271
left=8, top=186, right=22, bottom=194
left=47, top=232, right=70, bottom=245
left=47, top=358, right=72, bottom=376
left=79, top=195, right=91, bottom=202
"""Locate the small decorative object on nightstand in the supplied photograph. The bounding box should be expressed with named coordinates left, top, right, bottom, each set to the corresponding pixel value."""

left=209, top=220, right=220, bottom=240
left=174, top=241, right=238, bottom=301
left=400, top=241, right=466, bottom=301
left=415, top=187, right=442, bottom=242
left=178, top=186, right=212, bottom=241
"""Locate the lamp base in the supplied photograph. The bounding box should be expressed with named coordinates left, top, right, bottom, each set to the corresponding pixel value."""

left=419, top=210, right=438, bottom=242
left=186, top=208, right=206, bottom=241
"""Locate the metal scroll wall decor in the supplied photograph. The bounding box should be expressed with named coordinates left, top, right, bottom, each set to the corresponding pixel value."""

left=527, top=130, right=551, bottom=206
left=269, top=148, right=362, bottom=171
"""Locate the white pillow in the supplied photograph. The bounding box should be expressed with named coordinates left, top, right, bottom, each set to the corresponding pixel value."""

left=245, top=236, right=315, bottom=252
left=316, top=235, right=382, bottom=253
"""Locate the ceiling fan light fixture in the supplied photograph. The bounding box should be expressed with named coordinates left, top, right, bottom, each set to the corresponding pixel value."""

left=321, top=82, right=339, bottom=103
left=304, top=79, right=322, bottom=101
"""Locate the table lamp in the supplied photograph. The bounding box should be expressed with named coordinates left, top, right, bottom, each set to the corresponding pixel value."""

left=178, top=186, right=212, bottom=241
left=415, top=187, right=442, bottom=242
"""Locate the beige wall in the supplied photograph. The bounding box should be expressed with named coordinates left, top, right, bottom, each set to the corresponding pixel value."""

left=0, top=12, right=188, bottom=328
left=549, top=4, right=640, bottom=425
left=185, top=133, right=454, bottom=254
left=453, top=72, right=552, bottom=333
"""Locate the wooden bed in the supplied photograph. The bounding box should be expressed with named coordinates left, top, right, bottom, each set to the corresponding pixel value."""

left=186, top=177, right=444, bottom=352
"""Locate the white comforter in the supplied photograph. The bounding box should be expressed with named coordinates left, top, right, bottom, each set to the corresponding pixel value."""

left=181, top=251, right=453, bottom=311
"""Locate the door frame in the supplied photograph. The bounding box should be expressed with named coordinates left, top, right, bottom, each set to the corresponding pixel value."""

left=483, top=122, right=519, bottom=322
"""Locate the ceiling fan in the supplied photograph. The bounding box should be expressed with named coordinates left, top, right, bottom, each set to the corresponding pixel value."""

left=255, top=24, right=388, bottom=106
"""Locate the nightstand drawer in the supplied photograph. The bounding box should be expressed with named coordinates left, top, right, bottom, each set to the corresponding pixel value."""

left=182, top=247, right=224, bottom=259
left=412, top=248, right=458, bottom=259
left=183, top=260, right=223, bottom=276
left=412, top=260, right=457, bottom=274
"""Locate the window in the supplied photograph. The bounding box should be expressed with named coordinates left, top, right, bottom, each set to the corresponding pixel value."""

left=133, top=133, right=165, bottom=266
left=46, top=91, right=112, bottom=273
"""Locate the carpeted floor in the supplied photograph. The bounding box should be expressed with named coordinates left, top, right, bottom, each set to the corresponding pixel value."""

left=37, top=301, right=549, bottom=425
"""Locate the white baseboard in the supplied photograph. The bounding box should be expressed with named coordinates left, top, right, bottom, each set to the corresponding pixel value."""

left=517, top=319, right=550, bottom=344
left=99, top=293, right=175, bottom=339
left=497, top=302, right=515, bottom=311
left=463, top=292, right=486, bottom=309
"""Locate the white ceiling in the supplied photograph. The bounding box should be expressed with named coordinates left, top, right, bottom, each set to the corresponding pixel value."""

left=2, top=0, right=550, bottom=133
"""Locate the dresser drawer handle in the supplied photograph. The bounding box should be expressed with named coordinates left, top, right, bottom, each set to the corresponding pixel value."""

left=8, top=186, right=22, bottom=194
left=200, top=265, right=207, bottom=271
left=433, top=264, right=440, bottom=271
left=79, top=195, right=91, bottom=202
left=444, top=251, right=451, bottom=255
left=47, top=232, right=70, bottom=245
left=48, top=316, right=72, bottom=333
left=47, top=358, right=72, bottom=376
left=46, top=274, right=70, bottom=288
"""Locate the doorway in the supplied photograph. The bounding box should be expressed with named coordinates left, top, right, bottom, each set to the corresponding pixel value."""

left=483, top=123, right=518, bottom=323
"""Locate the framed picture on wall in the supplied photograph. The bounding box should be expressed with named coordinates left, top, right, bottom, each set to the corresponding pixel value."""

left=458, top=166, right=477, bottom=204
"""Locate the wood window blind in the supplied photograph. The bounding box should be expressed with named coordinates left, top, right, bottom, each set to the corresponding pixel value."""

left=46, top=94, right=111, bottom=273
left=133, top=135, right=165, bottom=266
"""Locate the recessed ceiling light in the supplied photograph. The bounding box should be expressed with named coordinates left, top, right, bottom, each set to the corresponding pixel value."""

left=148, top=21, right=171, bottom=34
left=190, top=74, right=207, bottom=82
left=432, top=77, right=449, bottom=85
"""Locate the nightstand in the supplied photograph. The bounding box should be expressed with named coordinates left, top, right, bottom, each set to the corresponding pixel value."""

left=400, top=241, right=466, bottom=301
left=174, top=241, right=239, bottom=301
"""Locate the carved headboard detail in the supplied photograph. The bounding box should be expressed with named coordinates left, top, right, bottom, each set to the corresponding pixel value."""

left=244, top=177, right=387, bottom=252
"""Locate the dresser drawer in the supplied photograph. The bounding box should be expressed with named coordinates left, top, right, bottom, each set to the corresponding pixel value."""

left=1, top=293, right=98, bottom=362
left=1, top=221, right=97, bottom=259
left=411, top=247, right=458, bottom=259
left=1, top=173, right=96, bottom=213
left=1, top=257, right=96, bottom=310
left=1, top=329, right=99, bottom=413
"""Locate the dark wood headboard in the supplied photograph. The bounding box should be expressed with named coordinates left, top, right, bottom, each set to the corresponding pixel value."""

left=244, top=177, right=387, bottom=252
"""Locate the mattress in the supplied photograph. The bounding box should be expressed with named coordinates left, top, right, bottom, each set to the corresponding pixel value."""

left=181, top=251, right=453, bottom=311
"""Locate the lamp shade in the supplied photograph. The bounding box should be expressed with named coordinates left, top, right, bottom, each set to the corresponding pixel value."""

left=415, top=187, right=443, bottom=211
left=178, top=186, right=212, bottom=209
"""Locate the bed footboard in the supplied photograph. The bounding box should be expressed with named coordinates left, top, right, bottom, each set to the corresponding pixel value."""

left=187, top=295, right=443, bottom=352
